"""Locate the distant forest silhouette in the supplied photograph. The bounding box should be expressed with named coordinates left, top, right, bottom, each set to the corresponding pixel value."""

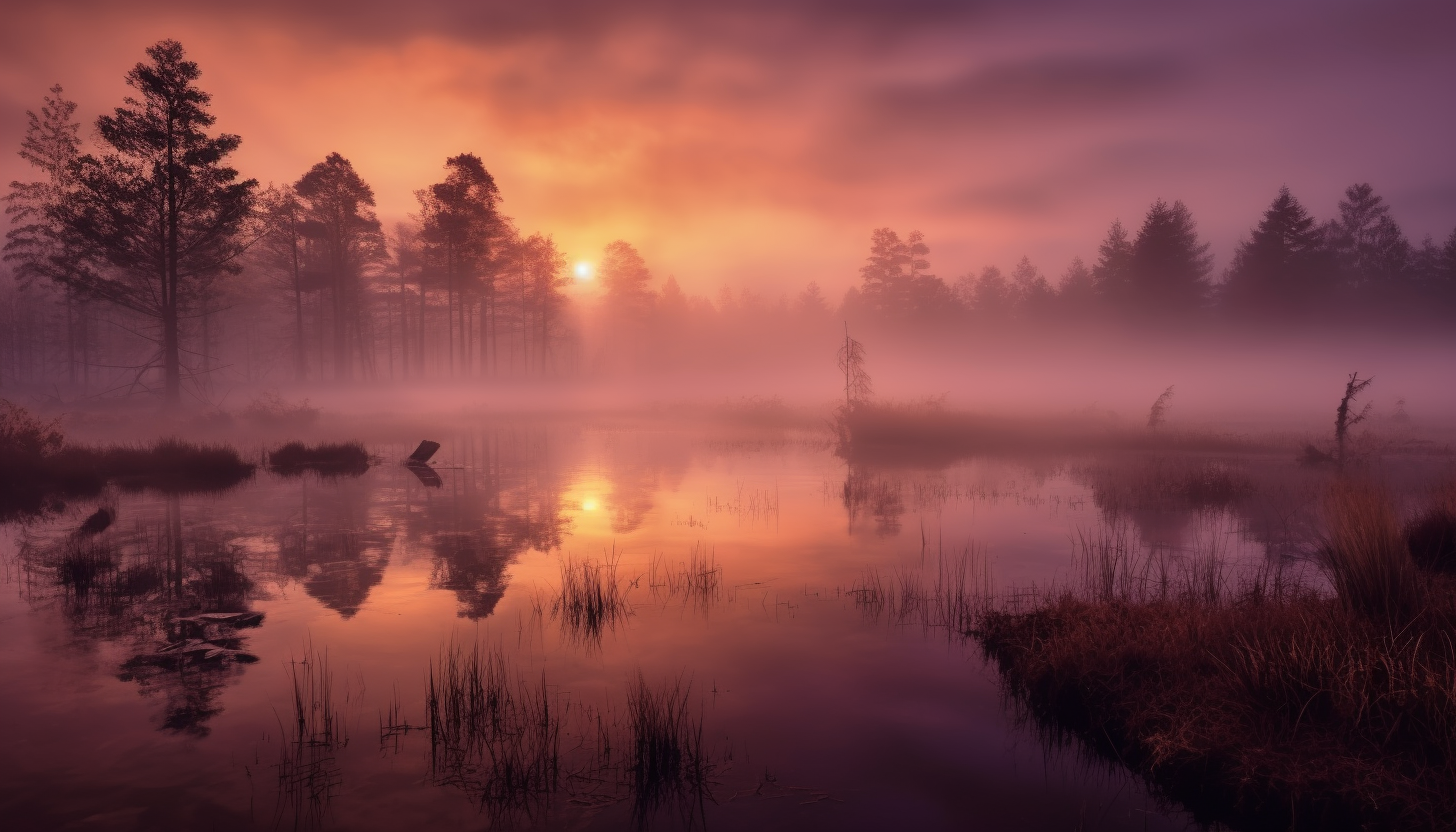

left=4, top=41, right=1455, bottom=402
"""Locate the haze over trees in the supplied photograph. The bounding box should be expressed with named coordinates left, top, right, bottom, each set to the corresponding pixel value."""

left=4, top=39, right=1456, bottom=404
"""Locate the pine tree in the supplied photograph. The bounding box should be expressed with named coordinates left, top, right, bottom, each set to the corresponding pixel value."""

left=1322, top=183, right=1412, bottom=313
left=1222, top=187, right=1327, bottom=319
left=59, top=41, right=257, bottom=405
left=1056, top=257, right=1098, bottom=315
left=1128, top=199, right=1213, bottom=316
left=1010, top=256, right=1055, bottom=319
left=1092, top=219, right=1134, bottom=304
left=416, top=153, right=505, bottom=376
left=296, top=152, right=385, bottom=381
left=3, top=84, right=87, bottom=387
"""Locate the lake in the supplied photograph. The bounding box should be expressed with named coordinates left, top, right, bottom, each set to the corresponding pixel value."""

left=2, top=414, right=1355, bottom=831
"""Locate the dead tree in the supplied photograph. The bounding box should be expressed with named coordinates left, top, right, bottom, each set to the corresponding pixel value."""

left=836, top=323, right=872, bottom=411
left=1147, top=385, right=1174, bottom=430
left=1335, top=372, right=1373, bottom=469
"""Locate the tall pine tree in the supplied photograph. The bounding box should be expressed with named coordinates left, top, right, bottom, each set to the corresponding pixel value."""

left=1222, top=187, right=1327, bottom=319
left=59, top=41, right=256, bottom=405
left=1127, top=199, right=1213, bottom=317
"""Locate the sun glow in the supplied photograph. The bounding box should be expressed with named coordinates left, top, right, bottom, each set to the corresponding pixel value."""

left=581, top=497, right=599, bottom=511
left=574, top=262, right=594, bottom=280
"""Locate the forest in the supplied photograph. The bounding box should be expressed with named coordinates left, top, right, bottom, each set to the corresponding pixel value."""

left=4, top=40, right=1456, bottom=407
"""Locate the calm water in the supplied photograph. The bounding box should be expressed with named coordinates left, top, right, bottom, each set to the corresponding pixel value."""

left=1, top=418, right=1308, bottom=831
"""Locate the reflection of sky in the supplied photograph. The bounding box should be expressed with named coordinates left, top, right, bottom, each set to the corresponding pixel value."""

left=3, top=2, right=1452, bottom=296
left=0, top=423, right=1383, bottom=828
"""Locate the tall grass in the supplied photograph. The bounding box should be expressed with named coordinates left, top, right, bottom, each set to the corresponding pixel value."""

left=649, top=543, right=723, bottom=609
left=268, top=441, right=370, bottom=477
left=276, top=646, right=345, bottom=829
left=552, top=550, right=632, bottom=645
left=626, top=672, right=708, bottom=824
left=848, top=547, right=990, bottom=633
left=973, top=479, right=1456, bottom=830
left=1322, top=479, right=1423, bottom=622
left=425, top=640, right=562, bottom=811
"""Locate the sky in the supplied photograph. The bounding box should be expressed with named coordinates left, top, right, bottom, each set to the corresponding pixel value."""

left=1, top=0, right=1453, bottom=299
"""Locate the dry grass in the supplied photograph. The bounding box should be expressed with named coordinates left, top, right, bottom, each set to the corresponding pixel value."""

left=1322, top=480, right=1424, bottom=621
left=973, top=479, right=1456, bottom=831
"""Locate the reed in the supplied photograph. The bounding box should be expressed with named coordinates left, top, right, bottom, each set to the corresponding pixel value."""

left=552, top=550, right=632, bottom=645
left=425, top=640, right=562, bottom=810
left=267, top=441, right=370, bottom=477
left=626, top=671, right=708, bottom=823
left=649, top=543, right=723, bottom=608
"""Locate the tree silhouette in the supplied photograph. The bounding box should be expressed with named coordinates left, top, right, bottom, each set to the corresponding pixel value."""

left=1128, top=199, right=1213, bottom=316
left=416, top=153, right=505, bottom=376
left=856, top=228, right=956, bottom=321
left=58, top=41, right=256, bottom=405
left=295, top=152, right=385, bottom=381
left=4, top=84, right=89, bottom=387
left=1056, top=257, right=1098, bottom=315
left=600, top=240, right=655, bottom=319
left=1323, top=183, right=1411, bottom=309
left=1222, top=187, right=1327, bottom=319
left=1010, top=256, right=1055, bottom=319
left=1092, top=219, right=1134, bottom=303
left=963, top=265, right=1013, bottom=320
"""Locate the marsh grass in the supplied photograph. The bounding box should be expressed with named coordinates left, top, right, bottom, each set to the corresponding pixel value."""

left=1, top=400, right=254, bottom=518
left=1321, top=479, right=1423, bottom=622
left=848, top=547, right=991, bottom=634
left=552, top=550, right=632, bottom=645
left=1406, top=483, right=1456, bottom=573
left=276, top=646, right=345, bottom=830
left=974, top=480, right=1456, bottom=831
left=425, top=640, right=563, bottom=814
left=626, top=672, right=709, bottom=825
left=268, top=441, right=370, bottom=478
left=649, top=543, right=723, bottom=609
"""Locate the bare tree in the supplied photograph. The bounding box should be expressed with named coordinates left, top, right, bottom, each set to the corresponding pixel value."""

left=1147, top=385, right=1175, bottom=429
left=837, top=323, right=872, bottom=410
left=1335, top=372, right=1373, bottom=468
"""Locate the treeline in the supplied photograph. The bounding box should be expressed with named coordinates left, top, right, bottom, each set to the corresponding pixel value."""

left=847, top=189, right=1456, bottom=330
left=4, top=41, right=1454, bottom=405
left=0, top=41, right=591, bottom=404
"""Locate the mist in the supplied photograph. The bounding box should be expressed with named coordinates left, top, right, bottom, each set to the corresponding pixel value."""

left=3, top=14, right=1455, bottom=832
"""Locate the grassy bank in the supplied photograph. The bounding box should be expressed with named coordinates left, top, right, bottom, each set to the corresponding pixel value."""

left=973, top=481, right=1456, bottom=831
left=0, top=401, right=255, bottom=519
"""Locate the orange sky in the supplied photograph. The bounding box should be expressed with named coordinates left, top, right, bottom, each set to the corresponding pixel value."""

left=3, top=1, right=1454, bottom=299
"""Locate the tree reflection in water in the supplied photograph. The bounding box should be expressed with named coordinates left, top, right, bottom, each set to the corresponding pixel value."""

left=18, top=494, right=264, bottom=736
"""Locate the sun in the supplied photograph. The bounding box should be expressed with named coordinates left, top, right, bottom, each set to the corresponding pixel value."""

left=581, top=497, right=599, bottom=511
left=574, top=262, right=594, bottom=280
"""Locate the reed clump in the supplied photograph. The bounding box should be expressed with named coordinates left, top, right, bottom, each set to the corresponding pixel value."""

left=552, top=552, right=632, bottom=644
left=973, top=480, right=1456, bottom=832
left=648, top=543, right=723, bottom=609
left=626, top=672, right=708, bottom=823
left=848, top=547, right=991, bottom=633
left=425, top=640, right=563, bottom=811
left=268, top=441, right=370, bottom=477
left=1, top=402, right=255, bottom=519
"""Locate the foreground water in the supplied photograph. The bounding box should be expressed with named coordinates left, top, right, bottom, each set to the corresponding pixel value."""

left=2, top=416, right=1348, bottom=831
